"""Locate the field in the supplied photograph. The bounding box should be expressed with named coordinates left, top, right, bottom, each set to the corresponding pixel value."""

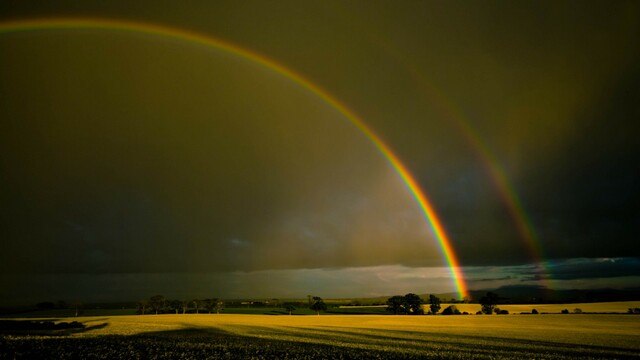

left=1, top=313, right=639, bottom=359
left=432, top=301, right=640, bottom=314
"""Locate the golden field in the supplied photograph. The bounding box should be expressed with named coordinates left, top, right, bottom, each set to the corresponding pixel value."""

left=2, top=312, right=638, bottom=359
left=434, top=301, right=640, bottom=314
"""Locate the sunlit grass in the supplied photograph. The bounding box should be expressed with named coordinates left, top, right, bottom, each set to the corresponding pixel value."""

left=3, top=311, right=639, bottom=358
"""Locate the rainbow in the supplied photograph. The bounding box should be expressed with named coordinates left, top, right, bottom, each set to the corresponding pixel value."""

left=0, top=17, right=469, bottom=299
left=371, top=38, right=551, bottom=286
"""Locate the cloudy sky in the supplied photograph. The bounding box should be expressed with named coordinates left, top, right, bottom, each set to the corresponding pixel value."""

left=1, top=1, right=639, bottom=304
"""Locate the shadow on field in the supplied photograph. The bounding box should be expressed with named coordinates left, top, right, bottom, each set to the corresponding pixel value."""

left=0, top=319, right=109, bottom=336
left=0, top=326, right=429, bottom=359
left=2, top=325, right=639, bottom=359
left=299, top=326, right=640, bottom=360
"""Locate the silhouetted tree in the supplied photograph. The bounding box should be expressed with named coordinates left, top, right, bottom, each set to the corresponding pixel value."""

left=202, top=299, right=214, bottom=314
left=149, top=295, right=165, bottom=315
left=310, top=296, right=327, bottom=315
left=214, top=300, right=224, bottom=314
left=561, top=309, right=569, bottom=314
left=480, top=292, right=499, bottom=314
left=428, top=295, right=441, bottom=315
left=387, top=295, right=407, bottom=315
left=168, top=300, right=182, bottom=314
left=283, top=303, right=296, bottom=315
left=181, top=300, right=190, bottom=314
left=193, top=299, right=202, bottom=314
left=137, top=300, right=148, bottom=315
left=531, top=308, right=539, bottom=314
left=442, top=305, right=461, bottom=315
left=404, top=293, right=424, bottom=315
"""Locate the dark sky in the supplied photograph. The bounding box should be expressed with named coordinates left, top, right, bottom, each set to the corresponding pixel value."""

left=1, top=1, right=639, bottom=303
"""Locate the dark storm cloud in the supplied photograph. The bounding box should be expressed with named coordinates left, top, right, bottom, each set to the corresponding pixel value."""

left=525, top=258, right=640, bottom=281
left=0, top=28, right=446, bottom=276
left=0, top=1, right=639, bottom=301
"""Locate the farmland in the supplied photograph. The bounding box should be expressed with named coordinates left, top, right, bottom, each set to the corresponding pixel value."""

left=1, top=313, right=639, bottom=359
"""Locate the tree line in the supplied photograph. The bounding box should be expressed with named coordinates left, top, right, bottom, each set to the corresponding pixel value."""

left=136, top=295, right=224, bottom=315
left=386, top=292, right=510, bottom=315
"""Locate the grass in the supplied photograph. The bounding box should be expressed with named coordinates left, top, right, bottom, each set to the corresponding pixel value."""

left=1, top=313, right=638, bottom=359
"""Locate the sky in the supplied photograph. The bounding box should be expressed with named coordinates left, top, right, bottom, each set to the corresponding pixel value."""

left=0, top=1, right=639, bottom=304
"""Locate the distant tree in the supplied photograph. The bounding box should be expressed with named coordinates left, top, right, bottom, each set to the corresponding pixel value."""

left=202, top=299, right=214, bottom=314
left=404, top=293, right=424, bottom=315
left=310, top=296, right=327, bottom=315
left=149, top=295, right=166, bottom=315
left=386, top=296, right=407, bottom=315
left=531, top=308, right=539, bottom=314
left=442, top=305, right=461, bottom=315
left=283, top=303, right=296, bottom=315
left=36, top=301, right=55, bottom=310
left=137, top=300, right=148, bottom=315
left=497, top=309, right=509, bottom=315
left=428, top=295, right=441, bottom=315
left=168, top=300, right=182, bottom=314
left=214, top=299, right=224, bottom=314
left=573, top=308, right=583, bottom=314
left=561, top=309, right=569, bottom=314
left=193, top=299, right=202, bottom=314
left=181, top=300, right=190, bottom=314
left=480, top=292, right=499, bottom=314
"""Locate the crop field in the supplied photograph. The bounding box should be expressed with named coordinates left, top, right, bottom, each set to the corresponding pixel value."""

left=432, top=301, right=640, bottom=314
left=1, top=313, right=639, bottom=359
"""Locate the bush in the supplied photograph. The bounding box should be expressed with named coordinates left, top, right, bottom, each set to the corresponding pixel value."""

left=441, top=305, right=461, bottom=315
left=561, top=309, right=569, bottom=314
left=497, top=309, right=509, bottom=315
left=573, top=308, right=583, bottom=314
left=531, top=308, right=539, bottom=314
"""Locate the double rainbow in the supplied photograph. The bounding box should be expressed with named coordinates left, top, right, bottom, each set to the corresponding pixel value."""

left=0, top=17, right=469, bottom=299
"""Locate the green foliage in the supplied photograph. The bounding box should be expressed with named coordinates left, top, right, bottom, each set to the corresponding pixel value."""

left=441, top=305, right=461, bottom=315
left=428, top=294, right=441, bottom=314
left=480, top=292, right=499, bottom=314
left=404, top=293, right=424, bottom=315
left=148, top=295, right=165, bottom=315
left=166, top=300, right=181, bottom=314
left=386, top=296, right=407, bottom=315
left=283, top=303, right=296, bottom=315
left=310, top=297, right=327, bottom=315
left=386, top=294, right=423, bottom=315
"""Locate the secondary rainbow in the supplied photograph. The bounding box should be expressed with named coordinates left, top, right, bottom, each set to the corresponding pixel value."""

left=0, top=17, right=469, bottom=299
left=371, top=38, right=551, bottom=287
